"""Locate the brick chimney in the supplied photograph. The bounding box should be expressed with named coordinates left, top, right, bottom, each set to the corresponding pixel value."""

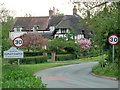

left=73, top=5, right=77, bottom=15
left=49, top=9, right=54, bottom=17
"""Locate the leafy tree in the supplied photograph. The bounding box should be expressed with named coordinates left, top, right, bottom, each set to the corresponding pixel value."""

left=0, top=3, right=11, bottom=23
left=47, top=38, right=81, bottom=58
left=1, top=16, right=13, bottom=52
left=116, top=1, right=120, bottom=66
left=82, top=2, right=119, bottom=63
left=2, top=16, right=13, bottom=39
left=47, top=38, right=66, bottom=53
left=21, top=33, right=47, bottom=52
left=0, top=3, right=13, bottom=53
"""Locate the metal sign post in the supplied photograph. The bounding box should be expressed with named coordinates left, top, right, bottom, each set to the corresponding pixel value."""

left=17, top=48, right=21, bottom=65
left=112, top=45, right=114, bottom=64
left=13, top=37, right=24, bottom=65
left=108, top=34, right=118, bottom=64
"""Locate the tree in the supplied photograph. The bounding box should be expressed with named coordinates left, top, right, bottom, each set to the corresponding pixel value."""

left=71, top=1, right=109, bottom=18
left=2, top=16, right=13, bottom=52
left=1, top=3, right=13, bottom=52
left=116, top=1, right=120, bottom=66
left=21, top=33, right=47, bottom=51
left=47, top=38, right=66, bottom=53
left=83, top=2, right=118, bottom=63
left=47, top=38, right=81, bottom=58
left=0, top=3, right=10, bottom=23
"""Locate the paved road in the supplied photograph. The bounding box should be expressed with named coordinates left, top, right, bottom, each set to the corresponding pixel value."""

left=34, top=62, right=118, bottom=88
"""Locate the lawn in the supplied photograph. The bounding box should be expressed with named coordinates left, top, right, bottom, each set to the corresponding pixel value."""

left=2, top=56, right=101, bottom=88
left=20, top=56, right=101, bottom=74
left=92, top=63, right=119, bottom=79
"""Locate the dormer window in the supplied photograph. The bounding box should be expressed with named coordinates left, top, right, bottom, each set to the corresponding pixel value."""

left=14, top=26, right=23, bottom=32
left=33, top=25, right=39, bottom=32
left=61, top=28, right=67, bottom=34
left=49, top=26, right=55, bottom=32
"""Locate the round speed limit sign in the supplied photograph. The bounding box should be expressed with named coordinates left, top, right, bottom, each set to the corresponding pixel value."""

left=13, top=37, right=24, bottom=48
left=108, top=34, right=118, bottom=45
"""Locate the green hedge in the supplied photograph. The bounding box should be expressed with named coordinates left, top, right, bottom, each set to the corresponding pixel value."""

left=6, top=56, right=47, bottom=64
left=24, top=52, right=43, bottom=57
left=56, top=54, right=76, bottom=61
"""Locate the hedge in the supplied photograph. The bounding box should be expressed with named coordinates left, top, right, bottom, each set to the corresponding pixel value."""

left=24, top=52, right=43, bottom=57
left=56, top=54, right=76, bottom=61
left=5, top=56, right=47, bottom=64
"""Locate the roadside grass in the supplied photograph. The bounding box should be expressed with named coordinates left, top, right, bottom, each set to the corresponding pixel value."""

left=92, top=63, right=119, bottom=79
left=2, top=56, right=101, bottom=88
left=20, top=61, right=80, bottom=74
left=20, top=56, right=101, bottom=74
left=79, top=56, right=101, bottom=62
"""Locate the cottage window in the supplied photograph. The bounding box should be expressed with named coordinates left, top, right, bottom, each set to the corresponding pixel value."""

left=61, top=29, right=67, bottom=34
left=49, top=26, right=55, bottom=32
left=33, top=25, right=39, bottom=32
left=14, top=26, right=23, bottom=32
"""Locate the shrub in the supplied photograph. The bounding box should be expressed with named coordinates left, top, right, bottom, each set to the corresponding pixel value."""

left=21, top=56, right=47, bottom=64
left=56, top=54, right=76, bottom=61
left=5, top=56, right=47, bottom=64
left=92, top=64, right=118, bottom=79
left=2, top=65, right=46, bottom=88
left=24, top=52, right=43, bottom=57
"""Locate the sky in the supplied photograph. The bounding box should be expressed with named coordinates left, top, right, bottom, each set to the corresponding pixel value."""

left=1, top=0, right=74, bottom=17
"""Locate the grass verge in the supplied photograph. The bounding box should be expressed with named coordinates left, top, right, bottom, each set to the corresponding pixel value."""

left=20, top=56, right=101, bottom=74
left=92, top=63, right=119, bottom=80
left=2, top=56, right=101, bottom=88
left=20, top=61, right=80, bottom=74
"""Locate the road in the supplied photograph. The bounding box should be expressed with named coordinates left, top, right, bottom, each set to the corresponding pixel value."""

left=34, top=62, right=118, bottom=88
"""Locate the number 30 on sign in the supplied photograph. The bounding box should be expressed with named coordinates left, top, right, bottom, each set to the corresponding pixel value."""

left=108, top=34, right=118, bottom=45
left=13, top=37, right=24, bottom=48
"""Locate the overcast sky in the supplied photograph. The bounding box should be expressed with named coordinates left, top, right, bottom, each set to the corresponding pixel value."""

left=1, top=0, right=74, bottom=17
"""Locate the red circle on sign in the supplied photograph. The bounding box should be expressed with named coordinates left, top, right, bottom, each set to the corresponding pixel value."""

left=108, top=34, right=118, bottom=45
left=13, top=37, right=24, bottom=48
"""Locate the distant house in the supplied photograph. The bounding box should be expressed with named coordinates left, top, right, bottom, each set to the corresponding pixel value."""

left=9, top=6, right=92, bottom=40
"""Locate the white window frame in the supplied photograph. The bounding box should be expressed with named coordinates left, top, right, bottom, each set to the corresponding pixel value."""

left=14, top=26, right=22, bottom=32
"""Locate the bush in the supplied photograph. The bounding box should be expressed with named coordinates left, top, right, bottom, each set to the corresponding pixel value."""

left=24, top=52, right=43, bottom=57
left=5, top=56, right=47, bottom=64
left=56, top=54, right=76, bottom=61
left=2, top=65, right=46, bottom=88
left=21, top=56, right=47, bottom=64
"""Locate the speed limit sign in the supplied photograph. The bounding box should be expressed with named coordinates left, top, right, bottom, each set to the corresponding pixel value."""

left=13, top=37, right=24, bottom=48
left=108, top=34, right=118, bottom=45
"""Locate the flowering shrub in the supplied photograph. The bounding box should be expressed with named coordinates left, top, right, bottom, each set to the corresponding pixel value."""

left=77, top=38, right=91, bottom=50
left=21, top=33, right=47, bottom=51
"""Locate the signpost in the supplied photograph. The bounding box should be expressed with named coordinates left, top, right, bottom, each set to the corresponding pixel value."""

left=4, top=47, right=24, bottom=58
left=13, top=37, right=24, bottom=65
left=13, top=37, right=24, bottom=48
left=4, top=37, right=24, bottom=65
left=108, top=34, right=118, bottom=64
